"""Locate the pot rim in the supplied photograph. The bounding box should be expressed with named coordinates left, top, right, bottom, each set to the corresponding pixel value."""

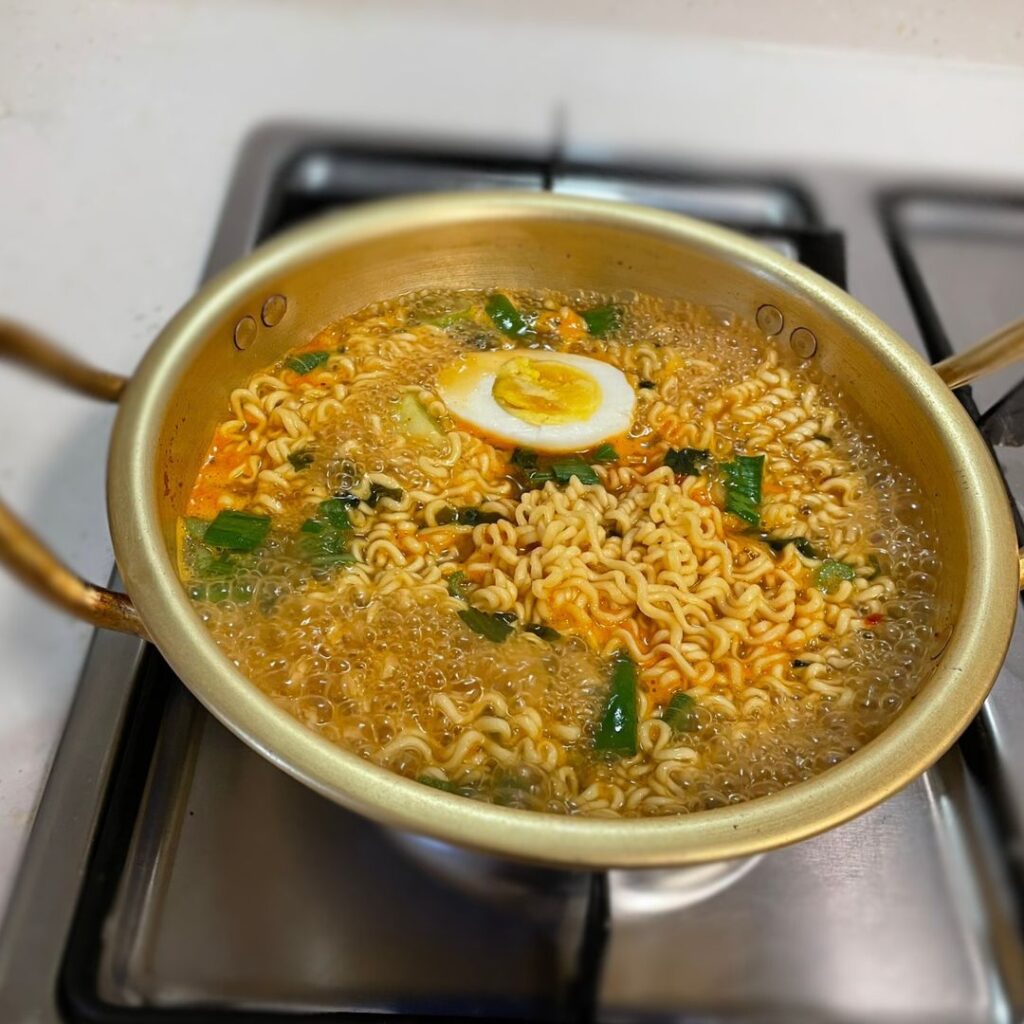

left=108, top=191, right=1019, bottom=868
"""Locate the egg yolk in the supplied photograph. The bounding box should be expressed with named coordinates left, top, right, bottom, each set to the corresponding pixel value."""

left=491, top=357, right=601, bottom=425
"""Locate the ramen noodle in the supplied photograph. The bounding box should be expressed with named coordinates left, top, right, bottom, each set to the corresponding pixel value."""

left=180, top=289, right=940, bottom=817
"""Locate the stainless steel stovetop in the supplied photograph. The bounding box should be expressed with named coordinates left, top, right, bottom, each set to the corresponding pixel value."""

left=3, top=127, right=1024, bottom=1023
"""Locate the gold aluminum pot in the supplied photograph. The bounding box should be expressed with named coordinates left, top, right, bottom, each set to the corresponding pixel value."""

left=2, top=192, right=1023, bottom=869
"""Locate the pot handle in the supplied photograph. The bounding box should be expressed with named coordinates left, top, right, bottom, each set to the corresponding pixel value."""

left=934, top=316, right=1024, bottom=390
left=0, top=320, right=147, bottom=637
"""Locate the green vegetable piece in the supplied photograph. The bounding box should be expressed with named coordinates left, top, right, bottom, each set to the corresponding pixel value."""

left=638, top=379, right=656, bottom=390
left=300, top=518, right=325, bottom=534
left=296, top=526, right=355, bottom=568
left=510, top=447, right=538, bottom=469
left=190, top=547, right=240, bottom=579
left=184, top=516, right=210, bottom=540
left=459, top=507, right=502, bottom=525
left=765, top=535, right=820, bottom=560
left=332, top=492, right=361, bottom=507
left=485, top=293, right=532, bottom=338
left=551, top=458, right=600, bottom=485
left=525, top=623, right=561, bottom=641
left=527, top=469, right=556, bottom=486
left=662, top=691, right=698, bottom=733
left=814, top=558, right=857, bottom=594
left=396, top=393, right=442, bottom=439
left=446, top=571, right=470, bottom=598
left=665, top=448, right=714, bottom=477
left=794, top=538, right=819, bottom=559
left=319, top=498, right=352, bottom=529
left=431, top=307, right=474, bottom=329
left=589, top=443, right=618, bottom=463
left=722, top=454, right=765, bottom=527
left=287, top=450, right=314, bottom=471
left=202, top=510, right=271, bottom=551
left=285, top=350, right=329, bottom=375
left=438, top=506, right=504, bottom=526
left=581, top=305, right=621, bottom=337
left=458, top=607, right=516, bottom=642
left=594, top=653, right=638, bottom=755
left=367, top=482, right=403, bottom=507
left=792, top=659, right=811, bottom=668
left=418, top=775, right=459, bottom=793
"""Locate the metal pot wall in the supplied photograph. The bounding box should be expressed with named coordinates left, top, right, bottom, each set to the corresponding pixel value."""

left=1, top=192, right=1022, bottom=868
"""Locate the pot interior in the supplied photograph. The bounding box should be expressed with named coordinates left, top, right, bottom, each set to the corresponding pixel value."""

left=110, top=193, right=1014, bottom=867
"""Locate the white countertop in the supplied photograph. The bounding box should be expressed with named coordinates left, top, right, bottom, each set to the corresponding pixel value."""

left=1, top=0, right=1023, bottom=921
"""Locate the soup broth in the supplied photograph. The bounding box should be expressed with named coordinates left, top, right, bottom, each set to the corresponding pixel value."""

left=180, top=289, right=940, bottom=817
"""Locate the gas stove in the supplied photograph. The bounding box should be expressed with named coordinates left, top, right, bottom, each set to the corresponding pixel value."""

left=3, top=128, right=1024, bottom=1023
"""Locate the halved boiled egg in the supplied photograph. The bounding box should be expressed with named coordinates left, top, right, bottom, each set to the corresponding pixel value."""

left=436, top=350, right=635, bottom=453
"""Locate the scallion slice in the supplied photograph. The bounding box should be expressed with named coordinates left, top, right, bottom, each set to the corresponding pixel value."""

left=485, top=293, right=532, bottom=338
left=202, top=510, right=271, bottom=551
left=722, top=454, right=764, bottom=527
left=581, top=305, right=621, bottom=338
left=285, top=350, right=329, bottom=375
left=551, top=458, right=600, bottom=485
left=814, top=558, right=857, bottom=594
left=594, top=653, right=638, bottom=755
left=458, top=607, right=516, bottom=642
left=665, top=448, right=713, bottom=477
left=662, top=691, right=698, bottom=733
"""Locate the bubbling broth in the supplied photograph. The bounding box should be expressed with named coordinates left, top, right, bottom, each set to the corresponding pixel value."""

left=181, top=289, right=941, bottom=817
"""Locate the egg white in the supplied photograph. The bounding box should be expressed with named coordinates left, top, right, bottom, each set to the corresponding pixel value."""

left=436, top=350, right=635, bottom=453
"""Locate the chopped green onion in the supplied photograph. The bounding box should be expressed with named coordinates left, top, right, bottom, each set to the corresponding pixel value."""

left=513, top=447, right=605, bottom=487
left=446, top=571, right=470, bottom=598
left=202, top=510, right=271, bottom=551
left=581, top=305, right=621, bottom=338
left=285, top=350, right=329, bottom=375
left=418, top=775, right=459, bottom=793
left=458, top=607, right=516, bottom=642
left=430, top=307, right=474, bottom=329
left=595, top=653, right=638, bottom=755
left=295, top=527, right=355, bottom=568
left=792, top=659, right=811, bottom=668
left=395, top=393, right=442, bottom=439
left=665, top=448, right=714, bottom=477
left=764, top=535, right=820, bottom=559
left=318, top=498, right=352, bottom=529
left=662, top=691, right=698, bottom=733
left=287, top=450, right=315, bottom=471
left=589, top=443, right=619, bottom=463
left=300, top=518, right=325, bottom=534
left=638, top=379, right=656, bottom=390
left=526, top=468, right=556, bottom=486
left=551, top=458, right=600, bottom=485
left=510, top=447, right=538, bottom=469
left=485, top=293, right=532, bottom=338
left=525, top=623, right=561, bottom=641
left=722, top=454, right=765, bottom=527
left=367, top=482, right=403, bottom=507
left=436, top=506, right=504, bottom=526
left=190, top=547, right=242, bottom=579
left=814, top=558, right=857, bottom=594
left=184, top=516, right=210, bottom=540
